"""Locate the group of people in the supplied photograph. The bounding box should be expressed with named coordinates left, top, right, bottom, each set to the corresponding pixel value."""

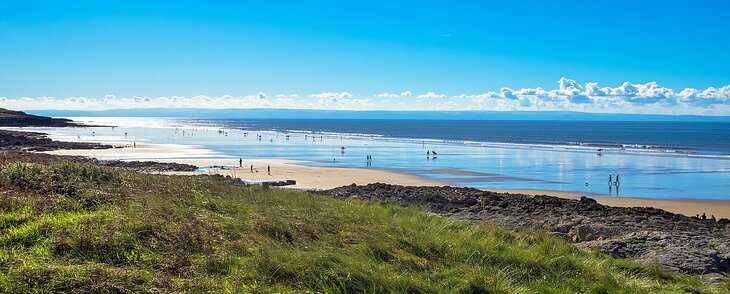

left=606, top=174, right=621, bottom=194
left=696, top=212, right=717, bottom=221
left=240, top=158, right=271, bottom=176
left=426, top=150, right=438, bottom=160
left=304, top=135, right=324, bottom=141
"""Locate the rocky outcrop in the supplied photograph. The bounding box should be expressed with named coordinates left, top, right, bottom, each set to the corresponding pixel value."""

left=0, top=150, right=197, bottom=173
left=100, top=160, right=198, bottom=173
left=315, top=183, right=730, bottom=278
left=0, top=108, right=78, bottom=127
left=0, top=130, right=111, bottom=151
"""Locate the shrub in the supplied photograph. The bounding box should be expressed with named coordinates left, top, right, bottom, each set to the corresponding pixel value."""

left=1, top=162, right=43, bottom=190
left=2, top=161, right=116, bottom=194
left=47, top=161, right=114, bottom=185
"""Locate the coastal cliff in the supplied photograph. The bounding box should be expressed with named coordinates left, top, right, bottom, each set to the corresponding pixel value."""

left=0, top=108, right=77, bottom=127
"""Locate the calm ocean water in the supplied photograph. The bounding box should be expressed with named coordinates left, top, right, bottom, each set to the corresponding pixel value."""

left=24, top=117, right=730, bottom=200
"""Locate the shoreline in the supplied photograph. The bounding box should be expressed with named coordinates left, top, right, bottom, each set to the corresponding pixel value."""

left=45, top=141, right=730, bottom=219
left=47, top=145, right=446, bottom=189
left=51, top=118, right=730, bottom=160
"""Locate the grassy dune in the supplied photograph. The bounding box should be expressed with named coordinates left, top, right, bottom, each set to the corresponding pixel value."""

left=0, top=161, right=726, bottom=293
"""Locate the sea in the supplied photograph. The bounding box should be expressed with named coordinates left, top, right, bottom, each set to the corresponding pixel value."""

left=23, top=117, right=730, bottom=200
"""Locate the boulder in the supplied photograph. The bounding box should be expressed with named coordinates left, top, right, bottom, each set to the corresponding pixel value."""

left=570, top=224, right=595, bottom=242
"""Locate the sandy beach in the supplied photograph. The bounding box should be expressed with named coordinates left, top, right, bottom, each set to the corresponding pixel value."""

left=47, top=143, right=730, bottom=219
left=46, top=143, right=444, bottom=189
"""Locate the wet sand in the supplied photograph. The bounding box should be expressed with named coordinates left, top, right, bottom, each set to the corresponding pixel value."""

left=46, top=144, right=443, bottom=189
left=46, top=143, right=730, bottom=219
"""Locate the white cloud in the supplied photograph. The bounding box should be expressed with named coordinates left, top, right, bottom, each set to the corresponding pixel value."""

left=416, top=92, right=447, bottom=99
left=1, top=79, right=729, bottom=115
left=376, top=91, right=412, bottom=98
left=376, top=93, right=399, bottom=98
left=308, top=92, right=352, bottom=100
left=307, top=92, right=353, bottom=104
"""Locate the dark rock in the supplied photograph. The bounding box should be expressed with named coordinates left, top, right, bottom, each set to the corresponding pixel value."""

left=570, top=225, right=595, bottom=242
left=101, top=160, right=197, bottom=172
left=0, top=130, right=111, bottom=152
left=0, top=150, right=197, bottom=173
left=314, top=183, right=730, bottom=278
left=550, top=222, right=575, bottom=234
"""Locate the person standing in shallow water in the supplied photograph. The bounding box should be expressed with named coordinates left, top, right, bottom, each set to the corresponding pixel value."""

left=608, top=175, right=613, bottom=194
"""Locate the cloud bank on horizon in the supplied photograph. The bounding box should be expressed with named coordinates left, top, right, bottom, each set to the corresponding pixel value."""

left=2, top=78, right=729, bottom=116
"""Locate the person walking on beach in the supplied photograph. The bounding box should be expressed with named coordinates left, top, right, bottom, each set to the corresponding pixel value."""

left=239, top=158, right=243, bottom=167
left=267, top=165, right=271, bottom=176
left=250, top=164, right=254, bottom=173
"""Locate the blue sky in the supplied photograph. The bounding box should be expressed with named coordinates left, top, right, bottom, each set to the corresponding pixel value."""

left=1, top=1, right=729, bottom=114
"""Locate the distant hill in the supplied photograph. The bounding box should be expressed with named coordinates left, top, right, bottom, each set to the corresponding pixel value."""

left=0, top=108, right=76, bottom=127
left=28, top=108, right=730, bottom=122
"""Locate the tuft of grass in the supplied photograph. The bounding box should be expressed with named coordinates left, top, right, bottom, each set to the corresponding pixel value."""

left=0, top=161, right=726, bottom=293
left=1, top=163, right=43, bottom=190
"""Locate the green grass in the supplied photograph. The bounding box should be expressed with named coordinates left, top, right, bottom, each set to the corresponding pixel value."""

left=0, top=108, right=22, bottom=118
left=0, top=161, right=727, bottom=293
